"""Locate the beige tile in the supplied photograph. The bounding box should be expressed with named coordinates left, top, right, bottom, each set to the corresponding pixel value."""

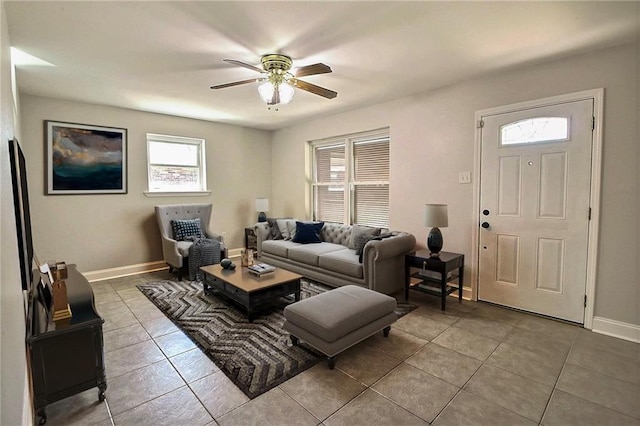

left=372, top=363, right=458, bottom=422
left=103, top=323, right=150, bottom=353
left=170, top=348, right=220, bottom=383
left=411, top=304, right=462, bottom=326
left=486, top=342, right=564, bottom=386
left=112, top=386, right=212, bottom=426
left=363, top=327, right=428, bottom=360
left=100, top=305, right=139, bottom=333
left=567, top=341, right=640, bottom=385
left=107, top=359, right=185, bottom=416
left=471, top=302, right=527, bottom=325
left=117, top=286, right=147, bottom=301
left=394, top=313, right=450, bottom=341
left=464, top=364, right=553, bottom=422
left=574, top=328, right=640, bottom=360
left=39, top=388, right=110, bottom=426
left=503, top=327, right=572, bottom=361
left=433, top=390, right=536, bottom=426
left=279, top=362, right=366, bottom=420
left=218, top=387, right=318, bottom=426
left=155, top=330, right=197, bottom=357
left=189, top=371, right=250, bottom=419
left=109, top=277, right=147, bottom=291
left=94, top=290, right=123, bottom=306
left=542, top=389, right=640, bottom=426
left=556, top=363, right=640, bottom=419
left=138, top=314, right=180, bottom=338
left=325, top=389, right=427, bottom=426
left=432, top=327, right=500, bottom=361
left=104, top=339, right=165, bottom=379
left=454, top=315, right=514, bottom=341
left=335, top=344, right=402, bottom=386
left=406, top=343, right=482, bottom=387
left=515, top=316, right=579, bottom=343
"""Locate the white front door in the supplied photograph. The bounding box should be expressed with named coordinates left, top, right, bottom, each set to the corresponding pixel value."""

left=478, top=99, right=593, bottom=323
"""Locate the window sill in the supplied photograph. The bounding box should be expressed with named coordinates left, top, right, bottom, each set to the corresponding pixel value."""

left=144, top=190, right=211, bottom=198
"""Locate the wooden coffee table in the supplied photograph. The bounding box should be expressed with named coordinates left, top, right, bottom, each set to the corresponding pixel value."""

left=199, top=264, right=302, bottom=322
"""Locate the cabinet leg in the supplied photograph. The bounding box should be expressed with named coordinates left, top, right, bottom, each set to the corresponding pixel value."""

left=37, top=408, right=47, bottom=425
left=327, top=356, right=336, bottom=369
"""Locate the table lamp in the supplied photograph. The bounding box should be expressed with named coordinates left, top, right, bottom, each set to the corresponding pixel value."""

left=424, top=204, right=448, bottom=257
left=255, top=198, right=269, bottom=222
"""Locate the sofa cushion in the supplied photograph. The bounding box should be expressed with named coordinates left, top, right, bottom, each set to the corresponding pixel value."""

left=318, top=248, right=363, bottom=278
left=172, top=218, right=205, bottom=241
left=348, top=225, right=381, bottom=249
left=288, top=243, right=346, bottom=266
left=266, top=218, right=283, bottom=240
left=262, top=240, right=300, bottom=257
left=321, top=222, right=352, bottom=246
left=276, top=219, right=297, bottom=240
left=292, top=221, right=324, bottom=244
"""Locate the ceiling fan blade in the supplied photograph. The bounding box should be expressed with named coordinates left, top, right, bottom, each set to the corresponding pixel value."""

left=293, top=63, right=332, bottom=77
left=223, top=59, right=264, bottom=73
left=210, top=78, right=260, bottom=90
left=290, top=78, right=337, bottom=99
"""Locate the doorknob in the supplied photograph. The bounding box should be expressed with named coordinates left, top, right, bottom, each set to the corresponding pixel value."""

left=481, top=222, right=490, bottom=229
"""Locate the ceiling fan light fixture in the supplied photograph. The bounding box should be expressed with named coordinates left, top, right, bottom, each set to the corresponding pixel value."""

left=258, top=80, right=294, bottom=105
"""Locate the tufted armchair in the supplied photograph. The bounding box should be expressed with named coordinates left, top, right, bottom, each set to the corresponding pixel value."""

left=155, top=204, right=226, bottom=280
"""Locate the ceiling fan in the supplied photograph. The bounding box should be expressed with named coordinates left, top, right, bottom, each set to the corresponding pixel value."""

left=210, top=54, right=337, bottom=106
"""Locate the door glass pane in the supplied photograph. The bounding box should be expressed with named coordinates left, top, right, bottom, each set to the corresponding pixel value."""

left=500, top=117, right=569, bottom=146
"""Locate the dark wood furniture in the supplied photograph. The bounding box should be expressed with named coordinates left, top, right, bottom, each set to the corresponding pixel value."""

left=405, top=250, right=464, bottom=310
left=244, top=227, right=257, bottom=251
left=200, top=264, right=301, bottom=322
left=27, top=265, right=106, bottom=425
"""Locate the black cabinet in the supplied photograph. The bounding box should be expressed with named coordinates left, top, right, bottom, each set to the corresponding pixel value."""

left=27, top=265, right=106, bottom=425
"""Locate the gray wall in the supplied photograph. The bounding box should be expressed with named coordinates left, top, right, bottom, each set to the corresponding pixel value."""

left=19, top=95, right=272, bottom=273
left=271, top=43, right=639, bottom=328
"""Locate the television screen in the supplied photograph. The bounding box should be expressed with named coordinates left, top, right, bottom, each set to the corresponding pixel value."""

left=8, top=138, right=34, bottom=292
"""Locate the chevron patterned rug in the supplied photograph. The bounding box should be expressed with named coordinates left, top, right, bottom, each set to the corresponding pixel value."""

left=137, top=279, right=416, bottom=399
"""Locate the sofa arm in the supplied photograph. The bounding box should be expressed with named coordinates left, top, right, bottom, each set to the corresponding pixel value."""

left=364, top=232, right=416, bottom=261
left=254, top=222, right=271, bottom=257
left=362, top=232, right=417, bottom=294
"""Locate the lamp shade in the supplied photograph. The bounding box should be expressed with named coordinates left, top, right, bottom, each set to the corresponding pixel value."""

left=255, top=198, right=270, bottom=212
left=424, top=204, right=448, bottom=227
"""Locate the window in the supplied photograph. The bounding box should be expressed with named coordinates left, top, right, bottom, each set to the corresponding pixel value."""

left=500, top=117, right=569, bottom=146
left=311, top=130, right=390, bottom=228
left=146, top=134, right=207, bottom=193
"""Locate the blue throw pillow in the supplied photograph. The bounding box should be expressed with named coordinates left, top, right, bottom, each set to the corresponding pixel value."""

left=171, top=218, right=204, bottom=241
left=292, top=221, right=324, bottom=244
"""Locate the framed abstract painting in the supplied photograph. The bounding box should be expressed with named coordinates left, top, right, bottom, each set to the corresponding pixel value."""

left=45, top=121, right=127, bottom=194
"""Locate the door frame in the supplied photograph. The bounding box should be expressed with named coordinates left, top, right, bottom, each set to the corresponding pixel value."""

left=471, top=88, right=603, bottom=329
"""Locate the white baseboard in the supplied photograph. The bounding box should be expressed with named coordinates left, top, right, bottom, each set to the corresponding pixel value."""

left=84, top=261, right=168, bottom=282
left=591, top=316, right=640, bottom=343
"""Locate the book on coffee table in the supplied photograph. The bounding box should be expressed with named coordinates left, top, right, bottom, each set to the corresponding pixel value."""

left=248, top=263, right=276, bottom=276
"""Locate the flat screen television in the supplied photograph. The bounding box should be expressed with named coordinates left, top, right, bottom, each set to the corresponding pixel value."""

left=8, top=138, right=34, bottom=292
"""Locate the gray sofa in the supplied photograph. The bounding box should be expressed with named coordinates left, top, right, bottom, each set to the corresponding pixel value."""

left=254, top=220, right=416, bottom=295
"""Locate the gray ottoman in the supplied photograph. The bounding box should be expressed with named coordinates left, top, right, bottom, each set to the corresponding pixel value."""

left=283, top=285, right=397, bottom=369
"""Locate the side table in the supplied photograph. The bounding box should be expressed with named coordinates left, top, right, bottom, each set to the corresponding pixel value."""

left=405, top=250, right=464, bottom=311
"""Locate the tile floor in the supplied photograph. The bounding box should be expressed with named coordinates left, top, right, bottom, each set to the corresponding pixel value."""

left=43, top=271, right=640, bottom=426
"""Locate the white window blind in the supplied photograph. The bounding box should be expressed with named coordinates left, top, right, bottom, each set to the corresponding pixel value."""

left=147, top=134, right=206, bottom=192
left=352, top=138, right=390, bottom=228
left=311, top=130, right=390, bottom=228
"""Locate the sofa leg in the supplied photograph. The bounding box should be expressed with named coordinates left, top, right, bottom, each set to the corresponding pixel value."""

left=383, top=326, right=391, bottom=337
left=290, top=335, right=299, bottom=346
left=327, top=356, right=336, bottom=370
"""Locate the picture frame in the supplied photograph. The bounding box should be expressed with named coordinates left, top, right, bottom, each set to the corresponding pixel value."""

left=45, top=120, right=127, bottom=194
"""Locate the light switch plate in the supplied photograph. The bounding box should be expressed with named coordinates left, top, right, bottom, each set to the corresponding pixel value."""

left=459, top=171, right=472, bottom=184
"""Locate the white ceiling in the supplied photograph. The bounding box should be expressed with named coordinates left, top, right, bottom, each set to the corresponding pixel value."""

left=5, top=1, right=638, bottom=131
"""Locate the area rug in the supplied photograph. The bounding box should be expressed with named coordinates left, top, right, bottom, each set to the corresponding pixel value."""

left=137, top=279, right=416, bottom=399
